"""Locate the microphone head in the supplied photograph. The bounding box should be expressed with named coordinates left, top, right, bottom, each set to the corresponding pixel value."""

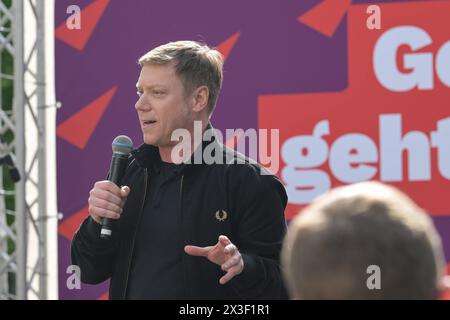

left=112, top=135, right=133, bottom=155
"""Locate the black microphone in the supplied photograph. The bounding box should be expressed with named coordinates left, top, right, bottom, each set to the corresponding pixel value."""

left=100, top=135, right=133, bottom=240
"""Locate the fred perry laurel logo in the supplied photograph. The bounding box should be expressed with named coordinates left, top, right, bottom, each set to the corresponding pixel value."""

left=215, top=210, right=228, bottom=222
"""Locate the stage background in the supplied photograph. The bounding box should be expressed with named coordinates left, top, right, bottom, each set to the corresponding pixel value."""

left=55, top=0, right=450, bottom=299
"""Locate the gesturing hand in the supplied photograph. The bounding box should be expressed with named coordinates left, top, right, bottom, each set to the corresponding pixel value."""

left=184, top=235, right=244, bottom=285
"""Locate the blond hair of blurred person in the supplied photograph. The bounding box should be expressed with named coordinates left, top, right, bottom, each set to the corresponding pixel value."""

left=282, top=182, right=448, bottom=300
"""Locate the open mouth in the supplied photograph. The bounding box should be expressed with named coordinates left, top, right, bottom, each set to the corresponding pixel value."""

left=142, top=120, right=157, bottom=127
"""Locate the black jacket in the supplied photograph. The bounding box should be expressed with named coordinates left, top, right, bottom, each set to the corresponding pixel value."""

left=71, top=133, right=288, bottom=299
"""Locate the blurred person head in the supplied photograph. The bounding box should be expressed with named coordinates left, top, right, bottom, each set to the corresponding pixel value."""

left=282, top=181, right=447, bottom=299
left=135, top=41, right=223, bottom=148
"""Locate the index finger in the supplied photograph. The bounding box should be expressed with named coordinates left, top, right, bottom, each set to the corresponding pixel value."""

left=93, top=188, right=122, bottom=206
left=96, top=180, right=122, bottom=197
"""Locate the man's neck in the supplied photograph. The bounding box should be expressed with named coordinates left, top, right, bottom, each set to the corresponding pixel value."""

left=158, top=120, right=209, bottom=163
left=158, top=145, right=179, bottom=163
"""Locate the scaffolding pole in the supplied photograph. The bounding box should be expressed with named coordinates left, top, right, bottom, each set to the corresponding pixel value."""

left=0, top=0, right=57, bottom=300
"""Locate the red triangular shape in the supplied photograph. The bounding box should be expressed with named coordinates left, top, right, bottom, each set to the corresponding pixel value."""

left=216, top=32, right=240, bottom=61
left=55, top=0, right=110, bottom=50
left=298, top=0, right=352, bottom=37
left=57, top=86, right=118, bottom=149
left=58, top=206, right=89, bottom=241
left=97, top=292, right=109, bottom=300
left=225, top=132, right=242, bottom=149
left=441, top=263, right=450, bottom=300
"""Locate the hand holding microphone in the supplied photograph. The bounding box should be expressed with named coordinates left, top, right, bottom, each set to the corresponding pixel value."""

left=87, top=135, right=133, bottom=240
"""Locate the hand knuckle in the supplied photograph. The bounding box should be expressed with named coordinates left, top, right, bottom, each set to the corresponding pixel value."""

left=106, top=193, right=114, bottom=202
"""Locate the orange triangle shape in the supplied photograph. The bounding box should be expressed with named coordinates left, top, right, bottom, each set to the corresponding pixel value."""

left=58, top=206, right=89, bottom=241
left=216, top=32, right=240, bottom=61
left=57, top=86, right=118, bottom=149
left=55, top=0, right=110, bottom=51
left=298, top=0, right=352, bottom=37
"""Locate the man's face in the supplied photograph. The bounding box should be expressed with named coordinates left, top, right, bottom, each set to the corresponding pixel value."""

left=135, top=63, right=193, bottom=146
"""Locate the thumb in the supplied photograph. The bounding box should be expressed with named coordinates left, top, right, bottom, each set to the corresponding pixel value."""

left=121, top=186, right=130, bottom=197
left=184, top=245, right=212, bottom=257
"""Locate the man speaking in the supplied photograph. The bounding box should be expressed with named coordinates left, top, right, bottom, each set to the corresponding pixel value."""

left=71, top=41, right=288, bottom=299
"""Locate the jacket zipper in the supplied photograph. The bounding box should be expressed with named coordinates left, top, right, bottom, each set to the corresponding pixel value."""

left=123, top=167, right=148, bottom=298
left=179, top=174, right=190, bottom=299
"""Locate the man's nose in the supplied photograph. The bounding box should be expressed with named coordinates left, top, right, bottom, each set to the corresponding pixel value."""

left=135, top=97, right=151, bottom=111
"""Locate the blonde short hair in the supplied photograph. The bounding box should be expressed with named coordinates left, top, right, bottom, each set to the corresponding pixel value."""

left=282, top=182, right=446, bottom=299
left=139, top=41, right=223, bottom=115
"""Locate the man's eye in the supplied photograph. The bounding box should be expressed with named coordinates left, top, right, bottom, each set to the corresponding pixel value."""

left=153, top=90, right=165, bottom=96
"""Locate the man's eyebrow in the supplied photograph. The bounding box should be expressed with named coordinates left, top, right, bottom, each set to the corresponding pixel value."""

left=136, top=84, right=166, bottom=90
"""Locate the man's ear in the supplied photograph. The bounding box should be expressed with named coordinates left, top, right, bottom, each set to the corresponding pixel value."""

left=192, top=86, right=209, bottom=113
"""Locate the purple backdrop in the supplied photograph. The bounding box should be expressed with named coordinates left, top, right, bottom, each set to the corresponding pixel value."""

left=55, top=0, right=449, bottom=299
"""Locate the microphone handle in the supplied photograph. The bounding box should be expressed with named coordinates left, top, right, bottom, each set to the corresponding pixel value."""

left=100, top=153, right=129, bottom=240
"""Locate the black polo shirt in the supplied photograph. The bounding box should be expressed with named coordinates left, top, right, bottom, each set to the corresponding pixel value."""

left=126, top=160, right=186, bottom=299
